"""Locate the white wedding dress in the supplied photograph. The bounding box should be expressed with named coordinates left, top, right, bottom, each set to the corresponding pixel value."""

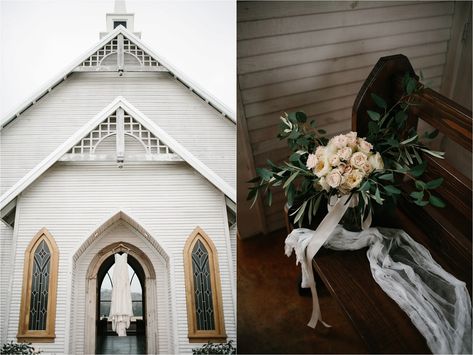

left=109, top=253, right=133, bottom=336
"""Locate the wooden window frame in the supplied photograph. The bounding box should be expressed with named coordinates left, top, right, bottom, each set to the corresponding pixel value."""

left=17, top=228, right=59, bottom=343
left=183, top=227, right=226, bottom=343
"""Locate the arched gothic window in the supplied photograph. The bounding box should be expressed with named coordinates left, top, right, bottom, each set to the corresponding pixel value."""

left=184, top=227, right=226, bottom=342
left=17, top=228, right=59, bottom=343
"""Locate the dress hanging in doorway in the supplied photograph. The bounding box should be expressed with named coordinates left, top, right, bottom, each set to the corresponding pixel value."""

left=109, top=253, right=133, bottom=336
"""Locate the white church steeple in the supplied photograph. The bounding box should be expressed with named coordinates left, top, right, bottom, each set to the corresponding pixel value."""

left=100, top=0, right=141, bottom=39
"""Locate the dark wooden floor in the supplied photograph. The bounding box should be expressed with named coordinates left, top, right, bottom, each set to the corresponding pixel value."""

left=96, top=335, right=146, bottom=354
left=237, top=228, right=367, bottom=354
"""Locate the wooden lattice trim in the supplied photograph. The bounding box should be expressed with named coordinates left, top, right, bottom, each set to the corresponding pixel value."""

left=67, top=110, right=174, bottom=156
left=79, top=35, right=159, bottom=68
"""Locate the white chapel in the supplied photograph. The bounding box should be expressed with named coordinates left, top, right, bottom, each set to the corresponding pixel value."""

left=0, top=2, right=236, bottom=354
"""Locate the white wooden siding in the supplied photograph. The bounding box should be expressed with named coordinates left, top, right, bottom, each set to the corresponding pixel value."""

left=0, top=221, right=13, bottom=344
left=237, top=1, right=454, bottom=235
left=0, top=72, right=235, bottom=196
left=6, top=163, right=236, bottom=354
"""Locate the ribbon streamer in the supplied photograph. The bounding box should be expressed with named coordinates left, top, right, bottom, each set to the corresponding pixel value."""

left=285, top=193, right=370, bottom=328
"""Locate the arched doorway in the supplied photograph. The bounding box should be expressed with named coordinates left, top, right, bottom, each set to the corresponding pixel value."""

left=95, top=252, right=146, bottom=354
left=85, top=241, right=158, bottom=354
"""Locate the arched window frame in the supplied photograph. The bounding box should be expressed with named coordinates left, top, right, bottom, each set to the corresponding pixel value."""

left=17, top=228, right=59, bottom=343
left=183, top=227, right=226, bottom=342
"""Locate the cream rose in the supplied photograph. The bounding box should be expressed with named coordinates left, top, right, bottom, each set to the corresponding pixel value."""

left=306, top=153, right=318, bottom=170
left=313, top=156, right=330, bottom=177
left=346, top=131, right=357, bottom=148
left=368, top=152, right=384, bottom=171
left=328, top=154, right=340, bottom=167
left=326, top=169, right=343, bottom=188
left=357, top=138, right=373, bottom=153
left=362, top=161, right=373, bottom=175
left=343, top=169, right=364, bottom=190
left=315, top=146, right=327, bottom=159
left=337, top=147, right=352, bottom=161
left=317, top=176, right=330, bottom=192
left=328, top=134, right=348, bottom=151
left=350, top=151, right=368, bottom=169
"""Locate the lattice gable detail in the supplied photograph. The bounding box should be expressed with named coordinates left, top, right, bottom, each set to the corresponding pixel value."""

left=76, top=34, right=166, bottom=71
left=64, top=108, right=179, bottom=163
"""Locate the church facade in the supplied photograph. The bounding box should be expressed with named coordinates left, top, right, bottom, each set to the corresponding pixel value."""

left=0, top=3, right=236, bottom=354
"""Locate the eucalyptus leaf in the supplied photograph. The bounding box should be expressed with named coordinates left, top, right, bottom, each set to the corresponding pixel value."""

left=256, top=167, right=273, bottom=181
left=384, top=185, right=401, bottom=195
left=425, top=177, right=444, bottom=189
left=371, top=93, right=387, bottom=109
left=367, top=110, right=381, bottom=121
left=429, top=195, right=446, bottom=208
left=378, top=173, right=394, bottom=181
left=414, top=199, right=429, bottom=207
left=283, top=171, right=300, bottom=189
left=410, top=190, right=424, bottom=200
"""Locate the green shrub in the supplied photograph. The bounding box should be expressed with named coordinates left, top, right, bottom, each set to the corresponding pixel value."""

left=0, top=341, right=41, bottom=354
left=192, top=340, right=236, bottom=355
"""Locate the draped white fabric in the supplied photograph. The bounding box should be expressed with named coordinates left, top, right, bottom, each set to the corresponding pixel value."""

left=109, top=253, right=133, bottom=336
left=286, top=225, right=472, bottom=354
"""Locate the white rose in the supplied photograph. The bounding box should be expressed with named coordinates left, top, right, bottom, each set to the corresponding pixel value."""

left=344, top=164, right=353, bottom=174
left=328, top=154, right=340, bottom=167
left=368, top=152, right=384, bottom=171
left=346, top=131, right=357, bottom=148
left=357, top=138, right=373, bottom=153
left=337, top=147, right=352, bottom=161
left=317, top=176, right=330, bottom=192
left=343, top=170, right=364, bottom=190
left=362, top=161, right=373, bottom=175
left=313, top=156, right=330, bottom=177
left=326, top=169, right=343, bottom=188
left=306, top=153, right=318, bottom=170
left=350, top=151, right=368, bottom=169
left=328, top=134, right=348, bottom=151
left=315, top=146, right=327, bottom=159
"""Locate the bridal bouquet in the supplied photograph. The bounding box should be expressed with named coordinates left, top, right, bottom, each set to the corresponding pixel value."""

left=247, top=74, right=445, bottom=228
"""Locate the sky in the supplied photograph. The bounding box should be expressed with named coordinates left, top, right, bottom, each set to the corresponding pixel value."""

left=0, top=0, right=236, bottom=118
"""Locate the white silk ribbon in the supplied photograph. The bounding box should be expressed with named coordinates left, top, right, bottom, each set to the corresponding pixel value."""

left=285, top=193, right=371, bottom=329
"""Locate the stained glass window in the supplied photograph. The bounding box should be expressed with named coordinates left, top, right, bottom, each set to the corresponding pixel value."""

left=191, top=240, right=215, bottom=330
left=28, top=240, right=51, bottom=330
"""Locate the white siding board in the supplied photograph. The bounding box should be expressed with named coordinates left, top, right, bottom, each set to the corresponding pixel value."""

left=238, top=2, right=453, bottom=40
left=1, top=72, right=235, bottom=196
left=238, top=1, right=421, bottom=22
left=237, top=1, right=453, bottom=236
left=238, top=29, right=451, bottom=73
left=239, top=42, right=448, bottom=89
left=6, top=163, right=236, bottom=354
left=0, top=221, right=13, bottom=344
left=238, top=15, right=452, bottom=58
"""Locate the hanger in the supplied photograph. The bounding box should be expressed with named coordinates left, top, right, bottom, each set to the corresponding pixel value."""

left=112, top=243, right=131, bottom=254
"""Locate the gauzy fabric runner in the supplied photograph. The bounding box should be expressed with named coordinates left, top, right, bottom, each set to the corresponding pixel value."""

left=285, top=225, right=472, bottom=354
left=109, top=253, right=133, bottom=336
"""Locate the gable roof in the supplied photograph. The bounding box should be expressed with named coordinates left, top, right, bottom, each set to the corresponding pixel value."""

left=0, top=97, right=236, bottom=211
left=0, top=25, right=235, bottom=129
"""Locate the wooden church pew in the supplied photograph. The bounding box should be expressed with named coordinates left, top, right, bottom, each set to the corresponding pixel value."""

left=289, top=54, right=472, bottom=353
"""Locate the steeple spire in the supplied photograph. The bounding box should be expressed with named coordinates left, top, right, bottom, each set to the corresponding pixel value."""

left=114, top=0, right=127, bottom=13
left=100, top=0, right=141, bottom=39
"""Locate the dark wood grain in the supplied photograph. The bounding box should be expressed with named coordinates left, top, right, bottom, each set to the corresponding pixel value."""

left=286, top=54, right=472, bottom=354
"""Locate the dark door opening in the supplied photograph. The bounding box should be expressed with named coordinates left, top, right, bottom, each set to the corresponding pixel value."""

left=96, top=253, right=146, bottom=354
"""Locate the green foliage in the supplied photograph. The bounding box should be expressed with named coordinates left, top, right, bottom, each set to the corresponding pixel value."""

left=247, top=73, right=446, bottom=227
left=1, top=341, right=41, bottom=354
left=192, top=341, right=236, bottom=355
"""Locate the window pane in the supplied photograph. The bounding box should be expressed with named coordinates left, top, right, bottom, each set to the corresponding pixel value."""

left=191, top=240, right=215, bottom=330
left=113, top=21, right=127, bottom=29
left=29, top=240, right=51, bottom=330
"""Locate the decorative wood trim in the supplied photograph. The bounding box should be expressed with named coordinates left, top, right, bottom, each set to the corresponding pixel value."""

left=17, top=228, right=59, bottom=343
left=0, top=26, right=234, bottom=129
left=0, top=96, right=235, bottom=211
left=183, top=227, right=226, bottom=342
